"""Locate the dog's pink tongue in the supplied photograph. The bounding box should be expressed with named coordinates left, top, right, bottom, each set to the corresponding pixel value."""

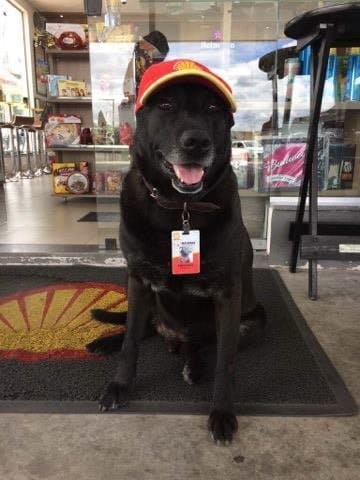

left=173, top=164, right=204, bottom=185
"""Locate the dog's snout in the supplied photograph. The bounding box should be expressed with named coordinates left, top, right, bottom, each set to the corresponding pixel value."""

left=179, top=130, right=211, bottom=153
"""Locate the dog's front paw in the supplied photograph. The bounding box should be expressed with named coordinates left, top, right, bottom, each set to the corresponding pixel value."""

left=208, top=409, right=238, bottom=445
left=99, top=382, right=130, bottom=412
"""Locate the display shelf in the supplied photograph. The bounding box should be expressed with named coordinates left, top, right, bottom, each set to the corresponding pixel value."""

left=46, top=96, right=92, bottom=104
left=267, top=189, right=360, bottom=197
left=45, top=48, right=89, bottom=58
left=51, top=193, right=120, bottom=199
left=239, top=190, right=269, bottom=197
left=50, top=145, right=130, bottom=152
left=95, top=160, right=130, bottom=166
left=328, top=101, right=360, bottom=110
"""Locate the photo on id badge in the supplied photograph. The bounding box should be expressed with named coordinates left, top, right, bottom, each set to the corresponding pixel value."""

left=171, top=230, right=200, bottom=274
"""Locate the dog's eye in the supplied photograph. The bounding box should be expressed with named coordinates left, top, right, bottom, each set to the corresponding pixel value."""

left=207, top=104, right=221, bottom=113
left=158, top=102, right=174, bottom=112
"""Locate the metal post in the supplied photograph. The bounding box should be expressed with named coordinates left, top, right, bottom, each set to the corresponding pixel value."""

left=289, top=24, right=334, bottom=274
left=23, top=128, right=33, bottom=178
left=0, top=128, right=5, bottom=183
left=8, top=127, right=18, bottom=181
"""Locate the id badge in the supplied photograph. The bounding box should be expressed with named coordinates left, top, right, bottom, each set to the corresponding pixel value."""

left=171, top=230, right=200, bottom=275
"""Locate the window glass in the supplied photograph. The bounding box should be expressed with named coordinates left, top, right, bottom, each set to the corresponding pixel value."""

left=0, top=0, right=29, bottom=120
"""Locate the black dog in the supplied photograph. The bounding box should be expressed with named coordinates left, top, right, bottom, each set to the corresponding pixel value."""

left=87, top=61, right=265, bottom=444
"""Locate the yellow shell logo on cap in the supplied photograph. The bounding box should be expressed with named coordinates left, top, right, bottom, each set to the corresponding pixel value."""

left=173, top=60, right=202, bottom=71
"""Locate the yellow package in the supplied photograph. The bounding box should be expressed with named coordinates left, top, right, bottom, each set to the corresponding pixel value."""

left=52, top=163, right=76, bottom=194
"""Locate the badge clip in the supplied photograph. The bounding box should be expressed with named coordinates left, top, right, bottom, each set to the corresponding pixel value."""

left=182, top=202, right=191, bottom=234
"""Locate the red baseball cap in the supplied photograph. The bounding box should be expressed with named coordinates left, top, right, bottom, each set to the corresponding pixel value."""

left=135, top=59, right=237, bottom=113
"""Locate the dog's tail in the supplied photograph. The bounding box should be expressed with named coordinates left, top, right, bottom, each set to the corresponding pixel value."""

left=87, top=309, right=127, bottom=354
left=91, top=309, right=127, bottom=325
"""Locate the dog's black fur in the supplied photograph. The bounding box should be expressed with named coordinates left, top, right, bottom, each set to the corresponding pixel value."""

left=87, top=82, right=266, bottom=444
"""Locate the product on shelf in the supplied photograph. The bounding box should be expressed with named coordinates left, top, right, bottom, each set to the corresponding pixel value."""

left=345, top=49, right=360, bottom=101
left=80, top=128, right=93, bottom=144
left=119, top=121, right=133, bottom=145
left=79, top=161, right=89, bottom=175
left=67, top=172, right=89, bottom=194
left=45, top=114, right=82, bottom=147
left=46, top=23, right=88, bottom=50
left=92, top=126, right=116, bottom=145
left=91, top=172, right=104, bottom=194
left=57, top=80, right=87, bottom=97
left=327, top=143, right=356, bottom=189
left=334, top=54, right=349, bottom=103
left=46, top=74, right=71, bottom=97
left=104, top=171, right=122, bottom=194
left=52, top=162, right=76, bottom=194
left=261, top=138, right=328, bottom=192
left=300, top=46, right=360, bottom=103
left=46, top=151, right=58, bottom=168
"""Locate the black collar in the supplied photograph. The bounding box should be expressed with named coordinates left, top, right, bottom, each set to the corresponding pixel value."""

left=141, top=164, right=231, bottom=213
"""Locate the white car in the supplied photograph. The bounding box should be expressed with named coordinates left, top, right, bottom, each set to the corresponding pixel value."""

left=232, top=140, right=263, bottom=158
left=231, top=140, right=263, bottom=189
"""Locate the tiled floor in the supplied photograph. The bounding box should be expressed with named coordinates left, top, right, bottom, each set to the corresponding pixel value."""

left=0, top=176, right=120, bottom=248
left=0, top=269, right=359, bottom=480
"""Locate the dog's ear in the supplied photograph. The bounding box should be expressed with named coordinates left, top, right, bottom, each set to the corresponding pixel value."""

left=228, top=112, right=235, bottom=128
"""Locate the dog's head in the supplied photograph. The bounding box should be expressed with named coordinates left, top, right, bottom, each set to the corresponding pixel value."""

left=133, top=59, right=236, bottom=196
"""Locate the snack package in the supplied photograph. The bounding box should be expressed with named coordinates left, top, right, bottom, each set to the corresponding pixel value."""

left=104, top=171, right=122, bottom=194
left=79, top=161, right=89, bottom=175
left=91, top=172, right=104, bottom=194
left=57, top=80, right=87, bottom=97
left=52, top=163, right=76, bottom=194
left=46, top=23, right=88, bottom=50
left=47, top=75, right=70, bottom=97
left=67, top=172, right=89, bottom=194
left=45, top=114, right=81, bottom=147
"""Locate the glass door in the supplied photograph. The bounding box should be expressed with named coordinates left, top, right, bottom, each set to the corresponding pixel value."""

left=87, top=1, right=281, bottom=252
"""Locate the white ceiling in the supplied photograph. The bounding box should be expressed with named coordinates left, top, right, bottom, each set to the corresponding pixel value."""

left=26, top=1, right=219, bottom=17
left=27, top=0, right=85, bottom=12
left=27, top=0, right=150, bottom=15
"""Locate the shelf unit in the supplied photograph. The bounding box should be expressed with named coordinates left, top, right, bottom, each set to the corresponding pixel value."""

left=46, top=96, right=92, bottom=104
left=45, top=47, right=131, bottom=201
left=50, top=145, right=129, bottom=152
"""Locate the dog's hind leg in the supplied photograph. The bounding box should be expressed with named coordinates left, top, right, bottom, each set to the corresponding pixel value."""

left=87, top=310, right=156, bottom=355
left=238, top=303, right=266, bottom=350
left=86, top=332, right=125, bottom=354
left=182, top=341, right=204, bottom=385
left=239, top=266, right=267, bottom=349
left=86, top=310, right=127, bottom=354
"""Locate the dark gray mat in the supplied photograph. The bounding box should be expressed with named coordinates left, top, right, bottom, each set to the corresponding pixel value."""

left=78, top=212, right=119, bottom=222
left=0, top=266, right=357, bottom=415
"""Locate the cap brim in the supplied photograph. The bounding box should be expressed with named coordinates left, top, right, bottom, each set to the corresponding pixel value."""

left=138, top=69, right=237, bottom=113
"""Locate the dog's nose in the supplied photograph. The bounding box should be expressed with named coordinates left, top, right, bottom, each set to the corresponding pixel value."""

left=179, top=130, right=211, bottom=153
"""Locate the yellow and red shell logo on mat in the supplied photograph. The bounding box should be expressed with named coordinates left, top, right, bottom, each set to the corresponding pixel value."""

left=0, top=283, right=127, bottom=362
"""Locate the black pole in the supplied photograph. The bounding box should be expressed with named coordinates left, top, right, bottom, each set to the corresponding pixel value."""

left=289, top=24, right=334, bottom=273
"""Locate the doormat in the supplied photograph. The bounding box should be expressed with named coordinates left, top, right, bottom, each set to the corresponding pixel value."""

left=78, top=212, right=119, bottom=222
left=0, top=266, right=357, bottom=415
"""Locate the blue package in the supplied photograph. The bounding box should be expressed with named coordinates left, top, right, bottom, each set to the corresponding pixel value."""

left=345, top=54, right=360, bottom=101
